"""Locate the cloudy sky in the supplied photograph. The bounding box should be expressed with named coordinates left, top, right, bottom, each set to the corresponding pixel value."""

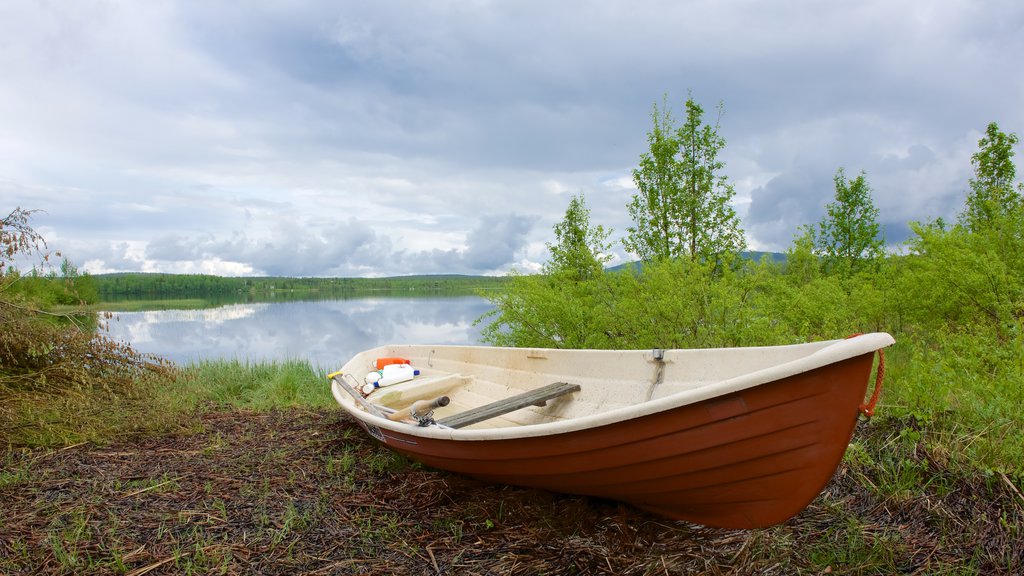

left=3, top=1, right=1022, bottom=277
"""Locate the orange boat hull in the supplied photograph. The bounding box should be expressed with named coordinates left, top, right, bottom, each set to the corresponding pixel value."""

left=360, top=353, right=874, bottom=529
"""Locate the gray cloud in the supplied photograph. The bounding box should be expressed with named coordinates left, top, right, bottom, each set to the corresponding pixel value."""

left=746, top=170, right=832, bottom=251
left=398, top=214, right=537, bottom=276
left=461, top=214, right=536, bottom=271
left=135, top=213, right=534, bottom=277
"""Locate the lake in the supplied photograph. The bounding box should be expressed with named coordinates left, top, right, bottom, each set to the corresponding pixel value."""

left=102, top=295, right=495, bottom=369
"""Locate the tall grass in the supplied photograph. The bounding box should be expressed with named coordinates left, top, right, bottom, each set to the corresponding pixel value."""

left=0, top=300, right=178, bottom=448
left=3, top=359, right=335, bottom=448
left=881, top=326, right=1024, bottom=475
left=179, top=360, right=334, bottom=410
left=2, top=370, right=186, bottom=448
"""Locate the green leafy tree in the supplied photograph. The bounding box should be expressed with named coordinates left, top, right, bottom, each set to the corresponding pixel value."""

left=785, top=226, right=820, bottom=284
left=546, top=193, right=612, bottom=281
left=625, top=94, right=746, bottom=264
left=900, top=218, right=1023, bottom=339
left=813, top=168, right=885, bottom=275
left=481, top=194, right=614, bottom=349
left=55, top=256, right=98, bottom=305
left=961, top=122, right=1023, bottom=233
left=897, top=125, right=1024, bottom=342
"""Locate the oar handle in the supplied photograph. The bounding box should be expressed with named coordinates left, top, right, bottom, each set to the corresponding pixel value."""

left=330, top=372, right=387, bottom=419
left=387, top=396, right=450, bottom=422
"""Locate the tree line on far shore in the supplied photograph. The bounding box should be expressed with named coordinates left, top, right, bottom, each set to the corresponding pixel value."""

left=90, top=273, right=507, bottom=299
left=0, top=265, right=508, bottom=305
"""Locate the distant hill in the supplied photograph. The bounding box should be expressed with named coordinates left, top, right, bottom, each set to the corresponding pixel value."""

left=742, top=251, right=787, bottom=264
left=606, top=251, right=786, bottom=273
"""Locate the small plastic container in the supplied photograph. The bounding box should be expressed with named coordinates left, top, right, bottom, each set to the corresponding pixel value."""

left=377, top=363, right=420, bottom=387
left=375, top=357, right=411, bottom=370
left=361, top=364, right=420, bottom=395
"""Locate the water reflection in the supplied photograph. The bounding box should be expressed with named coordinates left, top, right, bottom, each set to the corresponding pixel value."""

left=103, top=296, right=494, bottom=368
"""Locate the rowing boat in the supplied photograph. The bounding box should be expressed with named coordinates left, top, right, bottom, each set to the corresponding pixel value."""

left=329, top=333, right=894, bottom=529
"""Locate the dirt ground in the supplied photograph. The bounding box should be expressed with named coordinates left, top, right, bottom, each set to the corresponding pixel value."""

left=1, top=408, right=1021, bottom=575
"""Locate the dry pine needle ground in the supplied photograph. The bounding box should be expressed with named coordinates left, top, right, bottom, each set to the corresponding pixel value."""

left=1, top=408, right=1021, bottom=575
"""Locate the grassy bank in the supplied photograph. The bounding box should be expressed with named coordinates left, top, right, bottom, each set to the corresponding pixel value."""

left=1, top=357, right=1022, bottom=574
left=0, top=360, right=329, bottom=449
left=75, top=299, right=211, bottom=313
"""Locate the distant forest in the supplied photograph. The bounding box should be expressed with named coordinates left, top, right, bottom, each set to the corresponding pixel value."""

left=92, top=251, right=784, bottom=299
left=92, top=273, right=509, bottom=298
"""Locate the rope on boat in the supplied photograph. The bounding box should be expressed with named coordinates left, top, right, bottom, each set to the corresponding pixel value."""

left=846, top=333, right=885, bottom=418
left=859, top=347, right=885, bottom=418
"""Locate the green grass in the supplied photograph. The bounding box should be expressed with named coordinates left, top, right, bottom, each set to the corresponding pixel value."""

left=2, top=359, right=332, bottom=449
left=46, top=298, right=212, bottom=315
left=881, top=329, right=1024, bottom=476
left=179, top=359, right=334, bottom=410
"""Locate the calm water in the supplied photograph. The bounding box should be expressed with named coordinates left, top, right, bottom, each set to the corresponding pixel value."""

left=103, top=295, right=494, bottom=368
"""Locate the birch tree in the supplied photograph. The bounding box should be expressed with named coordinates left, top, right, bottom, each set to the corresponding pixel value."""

left=814, top=168, right=885, bottom=274
left=625, top=95, right=745, bottom=265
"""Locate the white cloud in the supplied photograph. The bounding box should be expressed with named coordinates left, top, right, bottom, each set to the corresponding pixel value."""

left=2, top=1, right=1022, bottom=275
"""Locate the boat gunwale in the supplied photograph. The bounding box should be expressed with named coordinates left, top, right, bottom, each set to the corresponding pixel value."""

left=330, top=332, right=895, bottom=442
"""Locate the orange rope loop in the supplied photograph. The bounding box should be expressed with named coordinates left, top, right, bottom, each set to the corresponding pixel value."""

left=859, top=348, right=885, bottom=418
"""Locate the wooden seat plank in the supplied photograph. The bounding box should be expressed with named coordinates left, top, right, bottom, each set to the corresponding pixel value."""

left=438, top=381, right=581, bottom=429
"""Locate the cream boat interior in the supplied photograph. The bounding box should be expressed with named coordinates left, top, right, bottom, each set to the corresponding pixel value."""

left=330, top=333, right=894, bottom=440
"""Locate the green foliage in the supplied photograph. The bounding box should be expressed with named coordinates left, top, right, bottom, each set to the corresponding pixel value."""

left=785, top=226, right=821, bottom=283
left=1, top=208, right=175, bottom=447
left=484, top=257, right=789, bottom=351
left=812, top=168, right=885, bottom=275
left=625, top=94, right=745, bottom=265
left=2, top=209, right=98, bottom=308
left=962, top=122, right=1023, bottom=233
left=479, top=270, right=607, bottom=349
left=4, top=263, right=99, bottom=308
left=181, top=360, right=333, bottom=410
left=602, top=258, right=783, bottom=349
left=92, top=272, right=507, bottom=299
left=898, top=218, right=1023, bottom=340
left=57, top=257, right=99, bottom=304
left=546, top=193, right=611, bottom=282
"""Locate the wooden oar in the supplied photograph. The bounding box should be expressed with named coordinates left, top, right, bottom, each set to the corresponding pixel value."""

left=387, top=396, right=450, bottom=422
left=437, top=382, right=580, bottom=429
left=329, top=372, right=387, bottom=419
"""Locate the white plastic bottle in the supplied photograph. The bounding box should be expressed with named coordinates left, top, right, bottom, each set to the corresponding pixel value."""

left=361, top=370, right=383, bottom=395
left=377, top=363, right=420, bottom=387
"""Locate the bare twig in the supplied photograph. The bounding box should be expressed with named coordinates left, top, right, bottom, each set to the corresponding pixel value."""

left=125, top=554, right=178, bottom=576
left=122, top=475, right=188, bottom=498
left=1000, top=472, right=1024, bottom=508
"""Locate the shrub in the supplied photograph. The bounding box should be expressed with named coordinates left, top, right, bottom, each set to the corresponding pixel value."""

left=1, top=208, right=176, bottom=447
